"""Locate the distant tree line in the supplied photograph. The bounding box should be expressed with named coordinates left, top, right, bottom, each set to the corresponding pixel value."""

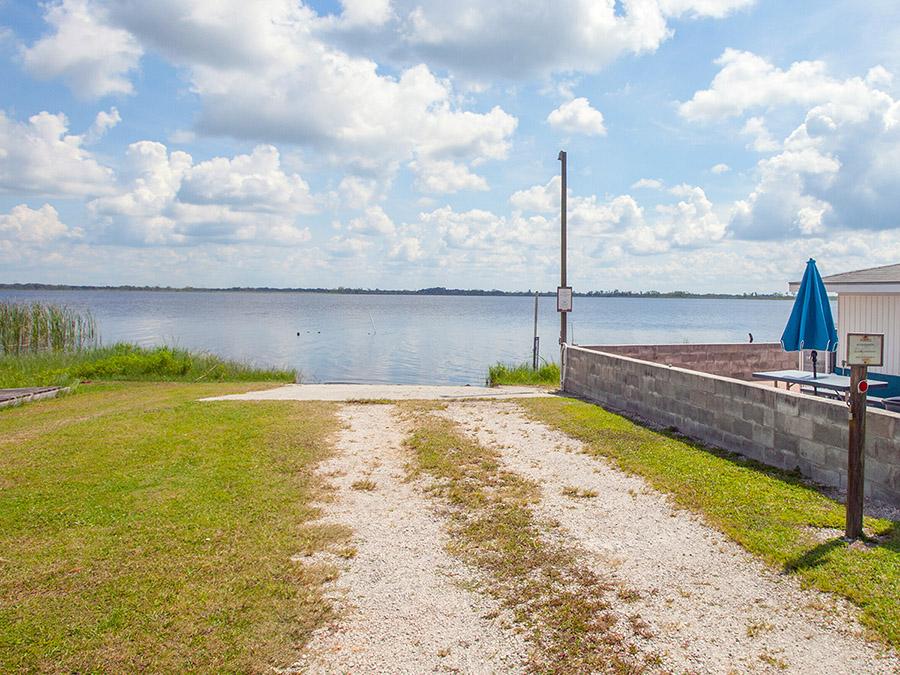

left=0, top=283, right=791, bottom=299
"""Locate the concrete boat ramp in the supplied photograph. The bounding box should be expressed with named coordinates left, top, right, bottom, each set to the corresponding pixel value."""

left=0, top=386, right=66, bottom=409
left=201, top=383, right=554, bottom=402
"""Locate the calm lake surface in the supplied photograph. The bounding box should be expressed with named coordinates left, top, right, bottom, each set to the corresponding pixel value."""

left=0, top=290, right=802, bottom=385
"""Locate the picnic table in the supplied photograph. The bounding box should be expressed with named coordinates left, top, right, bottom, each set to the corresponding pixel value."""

left=752, top=369, right=889, bottom=395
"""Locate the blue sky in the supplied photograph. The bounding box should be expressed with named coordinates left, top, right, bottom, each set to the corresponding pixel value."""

left=1, top=0, right=899, bottom=292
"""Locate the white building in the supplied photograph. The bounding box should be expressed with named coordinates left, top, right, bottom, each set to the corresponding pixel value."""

left=791, top=262, right=900, bottom=394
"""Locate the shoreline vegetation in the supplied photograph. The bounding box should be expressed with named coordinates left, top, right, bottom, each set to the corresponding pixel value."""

left=0, top=282, right=792, bottom=300
left=487, top=362, right=560, bottom=387
left=0, top=344, right=296, bottom=389
left=1, top=301, right=296, bottom=388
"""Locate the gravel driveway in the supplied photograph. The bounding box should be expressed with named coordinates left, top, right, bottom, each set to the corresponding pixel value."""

left=291, top=400, right=898, bottom=673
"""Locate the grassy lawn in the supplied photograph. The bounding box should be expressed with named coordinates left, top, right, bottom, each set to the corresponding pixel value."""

left=520, top=397, right=900, bottom=647
left=0, top=344, right=296, bottom=389
left=0, top=382, right=345, bottom=672
left=403, top=405, right=648, bottom=672
left=486, top=362, right=559, bottom=387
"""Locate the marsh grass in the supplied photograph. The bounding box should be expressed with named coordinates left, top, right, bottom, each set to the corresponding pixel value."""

left=0, top=343, right=296, bottom=388
left=486, top=362, right=559, bottom=387
left=0, top=302, right=98, bottom=355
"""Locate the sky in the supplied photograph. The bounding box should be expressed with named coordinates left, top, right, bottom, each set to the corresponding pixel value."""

left=1, top=0, right=900, bottom=293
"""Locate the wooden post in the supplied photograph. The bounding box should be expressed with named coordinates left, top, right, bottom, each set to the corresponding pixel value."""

left=846, top=364, right=867, bottom=539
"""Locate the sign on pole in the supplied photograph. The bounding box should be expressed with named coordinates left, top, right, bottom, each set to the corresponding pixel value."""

left=844, top=332, right=884, bottom=539
left=847, top=333, right=884, bottom=367
left=557, top=286, right=573, bottom=313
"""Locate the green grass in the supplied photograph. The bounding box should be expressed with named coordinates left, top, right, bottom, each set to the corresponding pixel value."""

left=520, top=396, right=900, bottom=647
left=0, top=343, right=296, bottom=388
left=402, top=405, right=650, bottom=672
left=486, top=362, right=560, bottom=387
left=0, top=382, right=347, bottom=672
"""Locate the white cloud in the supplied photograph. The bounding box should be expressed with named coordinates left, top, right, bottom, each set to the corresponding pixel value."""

left=22, top=0, right=142, bottom=98
left=84, top=107, right=121, bottom=144
left=631, top=178, right=665, bottom=189
left=658, top=0, right=755, bottom=19
left=336, top=0, right=393, bottom=27
left=409, top=159, right=488, bottom=194
left=21, top=1, right=518, bottom=182
left=91, top=1, right=516, bottom=175
left=509, top=177, right=560, bottom=214
left=89, top=141, right=316, bottom=246
left=681, top=51, right=900, bottom=241
left=337, top=175, right=381, bottom=209
left=0, top=203, right=80, bottom=244
left=328, top=234, right=372, bottom=257
left=347, top=205, right=396, bottom=236
left=178, top=145, right=316, bottom=215
left=660, top=184, right=726, bottom=246
left=740, top=116, right=779, bottom=152
left=0, top=110, right=115, bottom=197
left=710, top=163, right=730, bottom=174
left=390, top=236, right=425, bottom=261
left=678, top=49, right=887, bottom=122
left=547, top=98, right=607, bottom=136
left=393, top=0, right=750, bottom=80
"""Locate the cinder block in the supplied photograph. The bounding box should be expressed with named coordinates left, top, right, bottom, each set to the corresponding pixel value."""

left=813, top=421, right=845, bottom=447
left=775, top=395, right=801, bottom=417
left=867, top=410, right=896, bottom=439
left=773, top=430, right=799, bottom=455
left=809, top=465, right=841, bottom=489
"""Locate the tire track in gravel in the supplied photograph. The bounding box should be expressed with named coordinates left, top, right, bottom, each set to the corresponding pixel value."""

left=440, top=401, right=899, bottom=675
left=290, top=404, right=528, bottom=674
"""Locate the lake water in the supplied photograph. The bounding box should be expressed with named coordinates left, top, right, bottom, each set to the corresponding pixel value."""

left=0, top=290, right=801, bottom=385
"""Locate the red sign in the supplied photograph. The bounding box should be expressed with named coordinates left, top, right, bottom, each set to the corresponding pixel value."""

left=858, top=380, right=869, bottom=394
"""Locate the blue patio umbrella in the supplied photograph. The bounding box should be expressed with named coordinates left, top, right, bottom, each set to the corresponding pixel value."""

left=781, top=258, right=838, bottom=378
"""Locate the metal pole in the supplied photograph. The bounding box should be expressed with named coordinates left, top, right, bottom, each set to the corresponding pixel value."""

left=558, top=150, right=567, bottom=346
left=532, top=294, right=539, bottom=370
left=846, top=364, right=867, bottom=539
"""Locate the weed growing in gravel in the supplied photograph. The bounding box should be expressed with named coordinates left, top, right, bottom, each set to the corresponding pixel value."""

left=351, top=479, right=377, bottom=491
left=562, top=486, right=599, bottom=499
left=401, top=405, right=652, bottom=672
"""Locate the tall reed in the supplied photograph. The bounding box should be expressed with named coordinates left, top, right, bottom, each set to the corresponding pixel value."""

left=0, top=302, right=98, bottom=355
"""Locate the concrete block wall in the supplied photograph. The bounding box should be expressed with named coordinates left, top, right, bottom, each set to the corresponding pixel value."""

left=563, top=345, right=900, bottom=505
left=582, top=343, right=798, bottom=380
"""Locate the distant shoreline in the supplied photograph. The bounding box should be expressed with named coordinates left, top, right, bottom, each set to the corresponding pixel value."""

left=0, top=283, right=791, bottom=300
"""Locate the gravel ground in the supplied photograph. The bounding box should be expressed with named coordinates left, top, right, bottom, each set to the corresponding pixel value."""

left=290, top=404, right=528, bottom=674
left=441, top=401, right=899, bottom=675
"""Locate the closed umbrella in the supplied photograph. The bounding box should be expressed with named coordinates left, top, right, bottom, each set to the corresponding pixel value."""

left=781, top=258, right=838, bottom=380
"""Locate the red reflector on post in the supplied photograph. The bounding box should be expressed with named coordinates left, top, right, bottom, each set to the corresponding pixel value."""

left=858, top=380, right=869, bottom=394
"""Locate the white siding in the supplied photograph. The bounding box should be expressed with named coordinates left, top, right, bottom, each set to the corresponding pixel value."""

left=837, top=293, right=900, bottom=375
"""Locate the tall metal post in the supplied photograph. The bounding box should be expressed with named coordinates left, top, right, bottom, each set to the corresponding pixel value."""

left=558, top=150, right=567, bottom=346
left=532, top=293, right=540, bottom=370
left=846, top=364, right=867, bottom=539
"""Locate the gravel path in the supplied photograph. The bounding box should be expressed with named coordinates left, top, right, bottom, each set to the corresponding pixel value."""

left=291, top=404, right=528, bottom=674
left=441, top=401, right=899, bottom=675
